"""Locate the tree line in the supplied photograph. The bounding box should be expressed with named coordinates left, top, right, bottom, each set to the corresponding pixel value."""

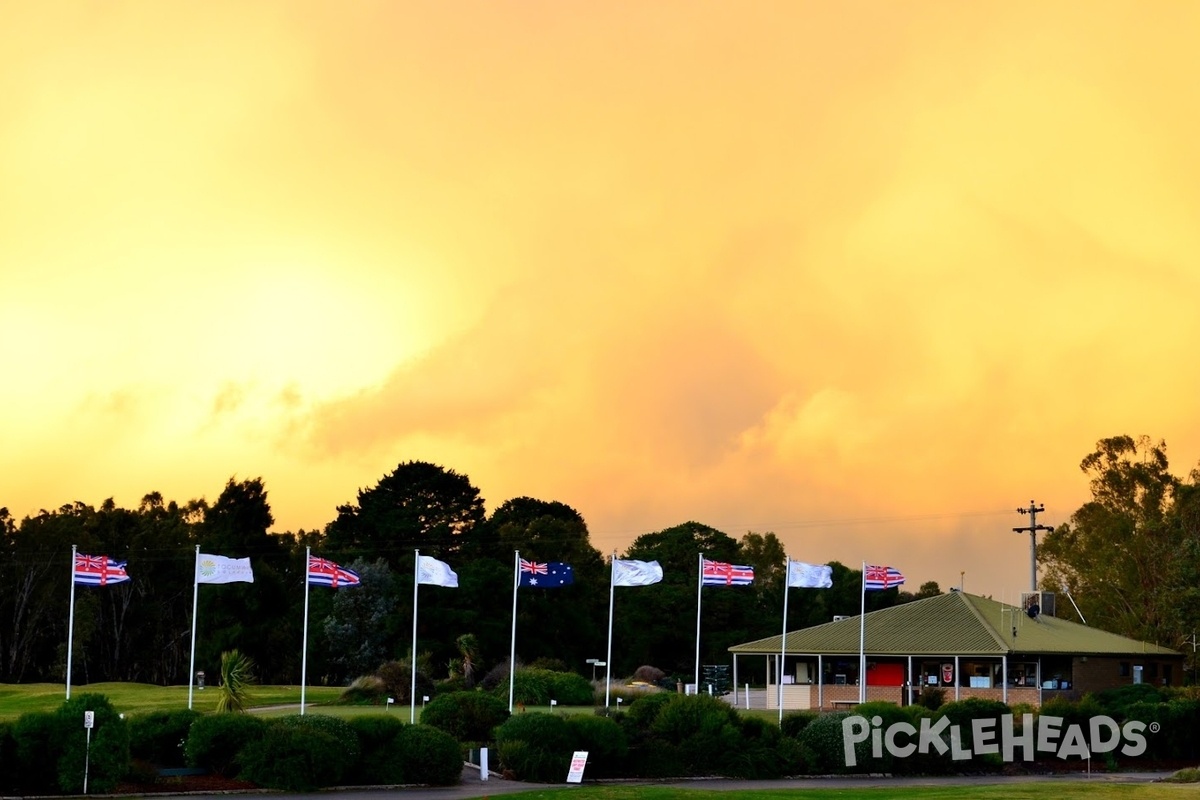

left=3, top=433, right=1194, bottom=689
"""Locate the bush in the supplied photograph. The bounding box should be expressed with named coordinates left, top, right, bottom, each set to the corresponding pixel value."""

left=128, top=708, right=201, bottom=766
left=730, top=714, right=786, bottom=778
left=11, top=712, right=59, bottom=794
left=0, top=722, right=15, bottom=794
left=338, top=674, right=387, bottom=705
left=495, top=712, right=573, bottom=782
left=916, top=686, right=945, bottom=711
left=780, top=710, right=818, bottom=738
left=1092, top=683, right=1164, bottom=717
left=503, top=667, right=593, bottom=706
left=237, top=724, right=339, bottom=791
left=527, top=656, right=569, bottom=672
left=565, top=714, right=627, bottom=778
left=632, top=665, right=666, bottom=684
left=622, top=691, right=676, bottom=730
left=395, top=724, right=464, bottom=785
left=377, top=660, right=435, bottom=704
left=184, top=712, right=267, bottom=776
left=348, top=715, right=407, bottom=785
left=421, top=691, right=510, bottom=744
left=54, top=693, right=130, bottom=794
left=649, top=693, right=742, bottom=776
left=798, top=712, right=860, bottom=774
left=273, top=714, right=360, bottom=775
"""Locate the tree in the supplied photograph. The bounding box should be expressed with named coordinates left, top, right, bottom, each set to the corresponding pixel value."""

left=324, top=461, right=485, bottom=569
left=321, top=559, right=398, bottom=681
left=1041, top=435, right=1200, bottom=648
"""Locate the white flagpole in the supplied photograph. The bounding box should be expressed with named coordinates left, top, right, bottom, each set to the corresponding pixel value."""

left=187, top=545, right=200, bottom=709
left=694, top=552, right=703, bottom=695
left=66, top=545, right=77, bottom=699
left=859, top=561, right=867, bottom=704
left=300, top=547, right=311, bottom=716
left=507, top=550, right=519, bottom=713
left=604, top=551, right=616, bottom=709
left=779, top=556, right=790, bottom=724
left=411, top=549, right=420, bottom=724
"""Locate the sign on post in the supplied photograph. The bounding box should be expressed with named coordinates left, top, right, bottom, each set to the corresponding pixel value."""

left=83, top=711, right=94, bottom=729
left=566, top=751, right=588, bottom=784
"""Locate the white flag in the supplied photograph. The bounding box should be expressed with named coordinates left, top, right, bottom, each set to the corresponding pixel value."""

left=612, top=559, right=663, bottom=587
left=196, top=554, right=254, bottom=584
left=788, top=561, right=833, bottom=588
left=417, top=555, right=458, bottom=588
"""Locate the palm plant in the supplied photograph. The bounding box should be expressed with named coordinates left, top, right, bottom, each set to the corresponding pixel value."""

left=455, top=633, right=480, bottom=688
left=216, top=649, right=256, bottom=712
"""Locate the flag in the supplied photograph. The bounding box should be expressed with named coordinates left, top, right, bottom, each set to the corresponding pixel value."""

left=417, top=555, right=458, bottom=588
left=863, top=564, right=905, bottom=591
left=308, top=556, right=361, bottom=588
left=788, top=561, right=833, bottom=588
left=196, top=554, right=255, bottom=584
left=612, top=559, right=663, bottom=587
left=701, top=559, right=754, bottom=586
left=73, top=553, right=131, bottom=586
left=519, top=559, right=574, bottom=588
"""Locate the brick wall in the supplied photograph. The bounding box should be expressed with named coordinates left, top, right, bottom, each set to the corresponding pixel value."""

left=1072, top=655, right=1183, bottom=692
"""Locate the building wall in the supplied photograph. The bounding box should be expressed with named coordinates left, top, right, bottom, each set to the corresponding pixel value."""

left=1071, top=655, right=1183, bottom=692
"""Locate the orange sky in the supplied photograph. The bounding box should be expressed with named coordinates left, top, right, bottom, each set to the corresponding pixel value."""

left=3, top=1, right=1200, bottom=601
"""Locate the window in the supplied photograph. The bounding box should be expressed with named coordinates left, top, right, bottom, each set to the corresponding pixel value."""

left=1119, top=662, right=1130, bottom=677
left=1163, top=665, right=1172, bottom=685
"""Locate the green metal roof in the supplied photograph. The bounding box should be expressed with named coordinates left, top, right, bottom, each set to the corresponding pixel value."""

left=728, top=591, right=1181, bottom=658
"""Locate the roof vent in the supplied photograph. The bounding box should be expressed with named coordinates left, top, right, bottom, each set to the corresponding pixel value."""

left=833, top=615, right=849, bottom=622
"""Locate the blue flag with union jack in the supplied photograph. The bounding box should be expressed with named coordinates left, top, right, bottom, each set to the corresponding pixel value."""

left=702, top=559, right=754, bottom=586
left=74, top=553, right=131, bottom=586
left=519, top=559, right=574, bottom=588
left=307, top=556, right=361, bottom=588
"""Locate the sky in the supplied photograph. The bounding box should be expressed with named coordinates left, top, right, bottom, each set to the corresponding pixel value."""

left=3, top=1, right=1200, bottom=603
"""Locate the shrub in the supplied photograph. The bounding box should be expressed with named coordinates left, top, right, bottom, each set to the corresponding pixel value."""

left=647, top=693, right=743, bottom=776
left=128, top=708, right=201, bottom=766
left=0, top=722, right=15, bottom=794
left=339, top=674, right=387, bottom=705
left=916, top=686, right=945, bottom=711
left=348, top=715, right=407, bottom=785
left=12, top=711, right=60, bottom=794
left=396, top=724, right=464, bottom=786
left=730, top=714, right=786, bottom=778
left=216, top=649, right=256, bottom=713
left=527, top=656, right=569, bottom=672
left=377, top=660, right=435, bottom=704
left=495, top=712, right=572, bottom=782
left=626, top=736, right=686, bottom=777
left=632, top=665, right=666, bottom=684
left=238, top=724, right=338, bottom=791
left=565, top=714, right=627, bottom=778
left=184, top=712, right=267, bottom=776
left=421, top=691, right=509, bottom=744
left=798, top=712, right=859, bottom=774
left=54, top=693, right=130, bottom=794
left=1092, top=683, right=1164, bottom=717
left=780, top=710, right=818, bottom=738
left=272, top=714, right=360, bottom=776
left=503, top=667, right=594, bottom=706
left=622, top=691, right=676, bottom=730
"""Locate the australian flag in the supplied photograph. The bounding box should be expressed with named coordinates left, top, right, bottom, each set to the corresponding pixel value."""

left=519, top=559, right=574, bottom=588
left=307, top=556, right=361, bottom=588
left=74, top=553, right=131, bottom=586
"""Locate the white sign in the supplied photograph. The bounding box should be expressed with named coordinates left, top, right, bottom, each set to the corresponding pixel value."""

left=83, top=711, right=94, bottom=729
left=566, top=750, right=588, bottom=784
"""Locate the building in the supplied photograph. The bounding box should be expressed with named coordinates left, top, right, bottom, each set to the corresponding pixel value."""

left=728, top=590, right=1183, bottom=710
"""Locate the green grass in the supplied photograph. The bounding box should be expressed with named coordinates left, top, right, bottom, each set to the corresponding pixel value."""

left=491, top=787, right=1200, bottom=800
left=0, top=682, right=343, bottom=722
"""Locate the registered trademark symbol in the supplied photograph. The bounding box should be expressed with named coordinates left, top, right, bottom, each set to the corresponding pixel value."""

left=1148, top=722, right=1161, bottom=734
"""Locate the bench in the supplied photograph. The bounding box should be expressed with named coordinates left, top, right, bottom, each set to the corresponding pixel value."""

left=830, top=700, right=859, bottom=710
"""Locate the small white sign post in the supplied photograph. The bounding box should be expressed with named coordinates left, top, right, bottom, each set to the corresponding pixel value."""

left=566, top=751, right=588, bottom=784
left=83, top=711, right=95, bottom=794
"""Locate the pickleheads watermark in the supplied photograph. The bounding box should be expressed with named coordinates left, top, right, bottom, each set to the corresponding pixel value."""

left=841, top=713, right=1153, bottom=767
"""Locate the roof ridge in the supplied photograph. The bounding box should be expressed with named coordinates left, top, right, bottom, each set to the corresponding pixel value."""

left=958, top=592, right=1012, bottom=653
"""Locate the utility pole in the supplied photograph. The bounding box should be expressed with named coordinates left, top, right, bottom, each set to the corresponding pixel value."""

left=1013, top=501, right=1053, bottom=593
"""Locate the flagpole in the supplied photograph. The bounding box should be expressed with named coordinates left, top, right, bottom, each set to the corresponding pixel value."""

left=187, top=545, right=199, bottom=709
left=604, top=551, right=616, bottom=709
left=859, top=561, right=867, bottom=704
left=694, top=552, right=703, bottom=696
left=411, top=549, right=420, bottom=725
left=779, top=556, right=790, bottom=725
left=507, top=550, right=519, bottom=713
left=300, top=547, right=311, bottom=716
left=66, top=545, right=77, bottom=700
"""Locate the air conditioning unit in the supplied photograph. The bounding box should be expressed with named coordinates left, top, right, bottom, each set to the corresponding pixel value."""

left=833, top=615, right=849, bottom=622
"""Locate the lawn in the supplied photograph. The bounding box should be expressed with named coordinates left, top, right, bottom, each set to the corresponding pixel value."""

left=492, top=786, right=1196, bottom=800
left=0, top=682, right=343, bottom=721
